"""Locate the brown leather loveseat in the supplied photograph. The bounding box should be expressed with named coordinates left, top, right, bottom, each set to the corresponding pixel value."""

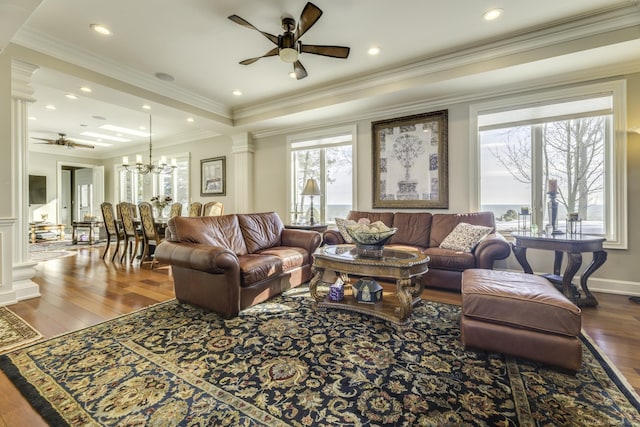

left=155, top=212, right=322, bottom=318
left=323, top=211, right=510, bottom=292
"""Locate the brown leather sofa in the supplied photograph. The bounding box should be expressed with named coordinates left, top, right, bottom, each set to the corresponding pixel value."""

left=155, top=212, right=322, bottom=318
left=323, top=211, right=511, bottom=292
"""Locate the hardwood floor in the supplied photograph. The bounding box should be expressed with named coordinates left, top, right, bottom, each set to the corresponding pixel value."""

left=1, top=245, right=639, bottom=426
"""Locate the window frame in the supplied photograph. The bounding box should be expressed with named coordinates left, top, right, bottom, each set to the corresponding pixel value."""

left=469, top=80, right=627, bottom=249
left=286, top=125, right=357, bottom=225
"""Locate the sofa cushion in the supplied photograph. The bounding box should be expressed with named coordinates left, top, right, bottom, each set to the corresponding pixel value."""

left=439, top=222, right=492, bottom=252
left=238, top=254, right=283, bottom=286
left=430, top=212, right=496, bottom=248
left=423, top=247, right=477, bottom=270
left=390, top=212, right=432, bottom=247
left=335, top=218, right=355, bottom=243
left=171, top=215, right=248, bottom=255
left=257, top=246, right=309, bottom=271
left=238, top=212, right=284, bottom=253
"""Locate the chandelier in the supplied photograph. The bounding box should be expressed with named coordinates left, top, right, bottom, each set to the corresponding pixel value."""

left=121, top=116, right=176, bottom=175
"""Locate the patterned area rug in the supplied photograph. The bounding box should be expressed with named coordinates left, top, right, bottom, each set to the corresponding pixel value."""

left=1, top=288, right=639, bottom=426
left=0, top=307, right=42, bottom=354
left=29, top=239, right=107, bottom=261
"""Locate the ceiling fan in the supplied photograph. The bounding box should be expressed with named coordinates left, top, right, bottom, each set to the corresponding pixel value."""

left=228, top=2, right=350, bottom=80
left=32, top=133, right=95, bottom=149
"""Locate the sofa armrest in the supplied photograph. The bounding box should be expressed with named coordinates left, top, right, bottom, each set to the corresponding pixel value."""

left=155, top=241, right=239, bottom=274
left=281, top=229, right=322, bottom=255
left=323, top=229, right=345, bottom=246
left=474, top=232, right=511, bottom=269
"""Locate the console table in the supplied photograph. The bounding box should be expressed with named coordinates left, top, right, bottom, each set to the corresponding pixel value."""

left=72, top=221, right=102, bottom=244
left=29, top=223, right=65, bottom=243
left=511, top=232, right=607, bottom=307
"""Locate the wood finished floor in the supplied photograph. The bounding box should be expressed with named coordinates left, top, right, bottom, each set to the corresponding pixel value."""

left=1, top=245, right=639, bottom=426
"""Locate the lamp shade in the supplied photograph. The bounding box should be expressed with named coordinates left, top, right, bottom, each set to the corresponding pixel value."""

left=301, top=178, right=322, bottom=196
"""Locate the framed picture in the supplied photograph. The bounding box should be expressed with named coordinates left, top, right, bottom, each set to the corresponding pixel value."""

left=372, top=110, right=448, bottom=209
left=200, top=156, right=226, bottom=196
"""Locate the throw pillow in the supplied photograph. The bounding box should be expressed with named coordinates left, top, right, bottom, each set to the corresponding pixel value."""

left=335, top=218, right=355, bottom=243
left=439, top=222, right=492, bottom=252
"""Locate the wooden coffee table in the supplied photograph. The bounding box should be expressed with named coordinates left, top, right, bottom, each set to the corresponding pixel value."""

left=309, top=245, right=429, bottom=324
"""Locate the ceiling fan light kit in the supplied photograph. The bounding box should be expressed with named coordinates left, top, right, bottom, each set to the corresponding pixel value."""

left=228, top=2, right=350, bottom=80
left=122, top=116, right=177, bottom=175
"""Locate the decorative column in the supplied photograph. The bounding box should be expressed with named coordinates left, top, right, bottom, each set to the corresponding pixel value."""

left=0, top=59, right=40, bottom=304
left=232, top=133, right=254, bottom=214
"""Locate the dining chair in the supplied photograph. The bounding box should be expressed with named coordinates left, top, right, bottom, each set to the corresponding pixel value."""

left=202, top=201, right=224, bottom=216
left=118, top=202, right=141, bottom=264
left=138, top=201, right=164, bottom=269
left=169, top=202, right=183, bottom=218
left=100, top=202, right=124, bottom=261
left=188, top=202, right=203, bottom=217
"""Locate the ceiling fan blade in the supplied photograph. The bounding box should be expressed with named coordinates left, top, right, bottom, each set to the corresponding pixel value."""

left=293, top=61, right=308, bottom=80
left=239, top=47, right=279, bottom=65
left=295, top=2, right=323, bottom=41
left=300, top=44, right=350, bottom=58
left=32, top=137, right=56, bottom=143
left=70, top=142, right=95, bottom=149
left=228, top=15, right=278, bottom=45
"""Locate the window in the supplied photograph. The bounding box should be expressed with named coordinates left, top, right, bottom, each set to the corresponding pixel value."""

left=471, top=81, right=627, bottom=249
left=116, top=153, right=190, bottom=215
left=288, top=126, right=356, bottom=225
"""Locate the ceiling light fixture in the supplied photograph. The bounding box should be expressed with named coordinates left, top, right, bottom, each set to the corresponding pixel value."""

left=90, top=24, right=112, bottom=36
left=99, top=124, right=151, bottom=137
left=142, top=104, right=151, bottom=110
left=122, top=116, right=176, bottom=175
left=482, top=8, right=503, bottom=21
left=186, top=117, right=194, bottom=123
left=45, top=104, right=56, bottom=110
left=368, top=46, right=380, bottom=56
left=28, top=116, right=36, bottom=121
left=80, top=86, right=92, bottom=93
left=64, top=93, right=78, bottom=99
left=289, top=71, right=297, bottom=79
left=232, top=90, right=243, bottom=96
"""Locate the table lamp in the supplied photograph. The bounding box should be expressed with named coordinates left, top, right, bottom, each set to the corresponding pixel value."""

left=301, top=178, right=322, bottom=225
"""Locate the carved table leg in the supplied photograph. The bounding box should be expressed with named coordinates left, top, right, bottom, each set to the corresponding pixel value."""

left=577, top=250, right=607, bottom=307
left=395, top=278, right=413, bottom=322
left=512, top=244, right=533, bottom=274
left=309, top=266, right=324, bottom=302
left=563, top=252, right=582, bottom=304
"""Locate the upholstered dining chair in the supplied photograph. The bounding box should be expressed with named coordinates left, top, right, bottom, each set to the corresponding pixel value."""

left=202, top=201, right=224, bottom=216
left=118, top=202, right=141, bottom=264
left=138, top=201, right=164, bottom=269
left=188, top=201, right=203, bottom=217
left=169, top=202, right=183, bottom=218
left=100, top=202, right=124, bottom=261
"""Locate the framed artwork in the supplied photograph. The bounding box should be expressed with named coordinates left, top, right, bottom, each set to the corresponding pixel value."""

left=372, top=110, right=448, bottom=209
left=200, top=156, right=226, bottom=196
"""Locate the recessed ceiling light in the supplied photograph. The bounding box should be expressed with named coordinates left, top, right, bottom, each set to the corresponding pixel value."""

left=99, top=124, right=150, bottom=137
left=28, top=116, right=36, bottom=120
left=142, top=104, right=151, bottom=110
left=482, top=8, right=503, bottom=21
left=368, top=46, right=381, bottom=56
left=90, top=24, right=112, bottom=36
left=80, top=132, right=130, bottom=142
left=289, top=72, right=297, bottom=79
left=45, top=104, right=56, bottom=110
left=64, top=93, right=78, bottom=100
left=155, top=72, right=175, bottom=82
left=232, top=90, right=243, bottom=96
left=186, top=117, right=194, bottom=123
left=80, top=86, right=92, bottom=93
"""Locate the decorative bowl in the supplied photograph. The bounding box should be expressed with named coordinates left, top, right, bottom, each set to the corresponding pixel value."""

left=345, top=227, right=397, bottom=246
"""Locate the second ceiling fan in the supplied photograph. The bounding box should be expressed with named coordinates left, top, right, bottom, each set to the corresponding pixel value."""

left=228, top=2, right=350, bottom=80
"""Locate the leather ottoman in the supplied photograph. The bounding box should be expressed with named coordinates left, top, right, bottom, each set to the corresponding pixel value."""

left=461, top=269, right=582, bottom=371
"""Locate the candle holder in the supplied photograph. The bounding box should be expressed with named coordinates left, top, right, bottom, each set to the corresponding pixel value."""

left=547, top=191, right=564, bottom=235
left=518, top=212, right=530, bottom=232
left=566, top=213, right=582, bottom=235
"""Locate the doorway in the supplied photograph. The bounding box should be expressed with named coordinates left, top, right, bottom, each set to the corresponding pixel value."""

left=57, top=162, right=105, bottom=230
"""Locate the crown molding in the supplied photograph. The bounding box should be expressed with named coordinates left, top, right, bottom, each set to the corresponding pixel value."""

left=250, top=58, right=640, bottom=140
left=234, top=2, right=640, bottom=124
left=12, top=29, right=231, bottom=119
